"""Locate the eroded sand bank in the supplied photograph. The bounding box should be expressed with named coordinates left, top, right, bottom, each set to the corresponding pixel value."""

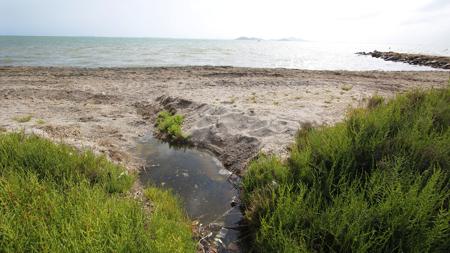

left=1, top=66, right=448, bottom=173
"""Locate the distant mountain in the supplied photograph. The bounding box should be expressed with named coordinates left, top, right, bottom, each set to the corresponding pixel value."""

left=235, top=36, right=306, bottom=42
left=235, top=36, right=263, bottom=41
left=277, top=37, right=306, bottom=42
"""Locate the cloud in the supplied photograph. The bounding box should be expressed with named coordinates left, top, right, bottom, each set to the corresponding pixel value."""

left=402, top=11, right=450, bottom=25
left=402, top=0, right=450, bottom=26
left=336, top=11, right=382, bottom=21
left=420, top=0, right=450, bottom=11
left=1, top=0, right=449, bottom=45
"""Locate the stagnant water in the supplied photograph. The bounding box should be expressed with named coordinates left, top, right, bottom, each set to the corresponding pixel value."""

left=133, top=135, right=239, bottom=224
left=133, top=135, right=245, bottom=251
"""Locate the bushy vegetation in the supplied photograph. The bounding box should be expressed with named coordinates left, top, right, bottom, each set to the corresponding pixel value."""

left=156, top=110, right=187, bottom=142
left=242, top=88, right=450, bottom=252
left=145, top=188, right=196, bottom=253
left=12, top=115, right=32, bottom=123
left=0, top=133, right=195, bottom=253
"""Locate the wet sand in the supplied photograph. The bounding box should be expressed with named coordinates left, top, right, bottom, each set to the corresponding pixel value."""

left=1, top=66, right=448, bottom=173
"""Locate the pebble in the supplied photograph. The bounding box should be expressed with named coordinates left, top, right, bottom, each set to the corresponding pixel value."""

left=208, top=222, right=223, bottom=230
left=227, top=242, right=240, bottom=252
left=230, top=196, right=239, bottom=207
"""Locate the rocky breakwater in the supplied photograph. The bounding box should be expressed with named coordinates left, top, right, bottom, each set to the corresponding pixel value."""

left=357, top=50, right=450, bottom=69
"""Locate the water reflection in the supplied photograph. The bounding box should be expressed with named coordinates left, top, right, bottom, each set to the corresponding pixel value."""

left=133, top=135, right=237, bottom=224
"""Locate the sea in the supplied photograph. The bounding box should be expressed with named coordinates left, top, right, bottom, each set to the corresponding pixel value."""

left=0, top=36, right=448, bottom=71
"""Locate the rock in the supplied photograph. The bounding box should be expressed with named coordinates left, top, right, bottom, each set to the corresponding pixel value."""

left=208, top=222, right=223, bottom=231
left=230, top=196, right=239, bottom=207
left=358, top=50, right=450, bottom=70
left=216, top=228, right=229, bottom=240
left=229, top=174, right=239, bottom=180
left=227, top=242, right=240, bottom=252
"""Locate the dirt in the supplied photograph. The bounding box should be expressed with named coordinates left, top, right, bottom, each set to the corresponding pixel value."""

left=1, top=66, right=449, bottom=173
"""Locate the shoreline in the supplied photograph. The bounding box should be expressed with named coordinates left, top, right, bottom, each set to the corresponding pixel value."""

left=2, top=64, right=449, bottom=71
left=1, top=66, right=449, bottom=173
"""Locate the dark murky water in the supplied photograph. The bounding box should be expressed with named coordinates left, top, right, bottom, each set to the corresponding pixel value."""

left=132, top=135, right=247, bottom=251
left=133, top=135, right=238, bottom=224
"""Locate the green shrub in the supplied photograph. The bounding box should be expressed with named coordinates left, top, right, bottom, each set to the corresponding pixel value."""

left=12, top=115, right=32, bottom=123
left=35, top=119, right=46, bottom=125
left=366, top=94, right=384, bottom=109
left=0, top=133, right=195, bottom=253
left=341, top=84, right=353, bottom=91
left=242, top=88, right=450, bottom=253
left=145, top=188, right=196, bottom=253
left=0, top=133, right=134, bottom=193
left=155, top=111, right=187, bottom=141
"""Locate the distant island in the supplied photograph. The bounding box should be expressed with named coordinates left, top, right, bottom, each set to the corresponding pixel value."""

left=235, top=36, right=306, bottom=42
left=277, top=37, right=306, bottom=42
left=235, top=36, right=263, bottom=41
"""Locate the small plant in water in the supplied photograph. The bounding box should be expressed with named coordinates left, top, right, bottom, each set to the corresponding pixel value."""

left=156, top=110, right=188, bottom=142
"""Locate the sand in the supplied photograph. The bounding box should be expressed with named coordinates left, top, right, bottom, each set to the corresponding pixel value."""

left=1, top=66, right=448, bottom=173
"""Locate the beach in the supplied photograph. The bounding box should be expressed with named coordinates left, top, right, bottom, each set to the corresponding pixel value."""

left=1, top=66, right=448, bottom=173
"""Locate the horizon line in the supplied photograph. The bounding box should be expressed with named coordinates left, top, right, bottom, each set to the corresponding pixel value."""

left=0, top=34, right=313, bottom=42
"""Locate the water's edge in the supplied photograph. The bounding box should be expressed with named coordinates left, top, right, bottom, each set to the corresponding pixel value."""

left=1, top=36, right=446, bottom=71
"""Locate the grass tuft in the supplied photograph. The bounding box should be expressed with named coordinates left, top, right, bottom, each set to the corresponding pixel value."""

left=366, top=94, right=385, bottom=109
left=155, top=110, right=188, bottom=142
left=242, top=87, right=450, bottom=253
left=13, top=115, right=32, bottom=123
left=341, top=84, right=353, bottom=91
left=145, top=188, right=196, bottom=253
left=0, top=133, right=195, bottom=252
left=35, top=119, right=46, bottom=125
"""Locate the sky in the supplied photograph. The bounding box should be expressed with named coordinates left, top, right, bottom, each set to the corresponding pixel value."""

left=0, top=0, right=449, bottom=45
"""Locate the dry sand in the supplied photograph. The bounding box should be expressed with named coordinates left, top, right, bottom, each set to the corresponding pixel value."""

left=1, top=66, right=448, bottom=173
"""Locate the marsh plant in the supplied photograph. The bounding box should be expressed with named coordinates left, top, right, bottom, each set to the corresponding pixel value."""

left=12, top=115, right=32, bottom=123
left=0, top=133, right=195, bottom=253
left=155, top=110, right=188, bottom=142
left=341, top=84, right=353, bottom=91
left=242, top=87, right=450, bottom=252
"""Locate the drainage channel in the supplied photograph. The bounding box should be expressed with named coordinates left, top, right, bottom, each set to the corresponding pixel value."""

left=132, top=135, right=245, bottom=252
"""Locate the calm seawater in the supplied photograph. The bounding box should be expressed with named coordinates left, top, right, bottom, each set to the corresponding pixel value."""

left=0, top=36, right=448, bottom=70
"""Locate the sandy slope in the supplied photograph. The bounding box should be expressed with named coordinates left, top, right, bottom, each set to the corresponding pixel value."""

left=1, top=66, right=448, bottom=173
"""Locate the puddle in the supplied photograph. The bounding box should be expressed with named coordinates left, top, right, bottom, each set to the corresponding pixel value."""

left=133, top=135, right=239, bottom=224
left=133, top=135, right=247, bottom=251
